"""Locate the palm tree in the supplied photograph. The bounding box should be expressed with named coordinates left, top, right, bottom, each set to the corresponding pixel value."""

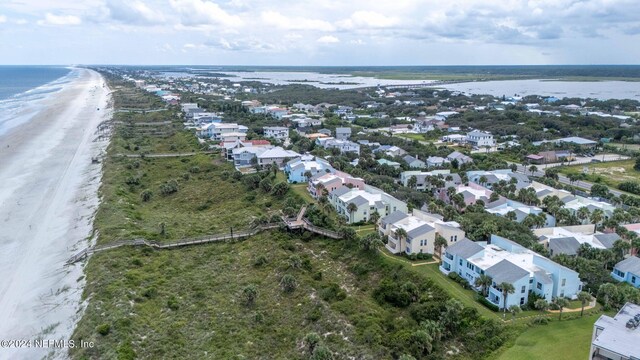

left=554, top=297, right=569, bottom=320
left=577, top=291, right=593, bottom=317
left=509, top=304, right=522, bottom=319
left=346, top=202, right=358, bottom=223
left=303, top=170, right=312, bottom=181
left=474, top=274, right=492, bottom=297
left=434, top=234, right=448, bottom=260
left=499, top=282, right=515, bottom=312
left=370, top=210, right=380, bottom=225
left=479, top=175, right=488, bottom=187
left=408, top=175, right=418, bottom=189
left=528, top=165, right=538, bottom=176
left=395, top=228, right=408, bottom=253
left=505, top=211, right=517, bottom=221
left=534, top=299, right=549, bottom=314
left=590, top=208, right=604, bottom=226
left=577, top=206, right=590, bottom=223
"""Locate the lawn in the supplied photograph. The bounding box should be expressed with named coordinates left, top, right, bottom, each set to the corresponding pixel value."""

left=557, top=159, right=639, bottom=188
left=495, top=313, right=601, bottom=360
left=397, top=133, right=427, bottom=142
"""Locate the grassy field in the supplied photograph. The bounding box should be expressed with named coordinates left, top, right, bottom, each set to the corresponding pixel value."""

left=495, top=314, right=601, bottom=360
left=557, top=159, right=639, bottom=188
left=608, top=143, right=640, bottom=151
left=397, top=133, right=427, bottom=142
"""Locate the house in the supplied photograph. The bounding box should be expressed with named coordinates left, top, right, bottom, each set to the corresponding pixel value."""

left=485, top=198, right=556, bottom=228
left=562, top=196, right=616, bottom=224
left=611, top=257, right=640, bottom=288
left=318, top=128, right=332, bottom=136
left=220, top=139, right=271, bottom=161
left=527, top=181, right=574, bottom=203
left=257, top=147, right=301, bottom=168
left=263, top=126, right=289, bottom=141
left=329, top=185, right=407, bottom=224
left=466, top=131, right=495, bottom=148
left=335, top=127, right=351, bottom=140
left=426, top=156, right=450, bottom=168
left=197, top=123, right=248, bottom=141
left=590, top=302, right=640, bottom=360
left=447, top=151, right=473, bottom=165
left=556, top=136, right=598, bottom=149
left=232, top=146, right=268, bottom=168
left=219, top=132, right=247, bottom=143
left=435, top=111, right=459, bottom=121
left=284, top=155, right=334, bottom=183
left=440, top=235, right=583, bottom=309
left=525, top=154, right=546, bottom=165
left=377, top=159, right=401, bottom=169
left=266, top=107, right=289, bottom=119
left=320, top=139, right=360, bottom=155
left=380, top=209, right=465, bottom=255
left=442, top=134, right=468, bottom=143
left=384, top=146, right=407, bottom=157
left=305, top=133, right=330, bottom=140
left=308, top=171, right=365, bottom=199
left=534, top=225, right=620, bottom=256
left=437, top=182, right=494, bottom=206
left=467, top=170, right=531, bottom=190
left=403, top=155, right=426, bottom=169
left=400, top=170, right=459, bottom=190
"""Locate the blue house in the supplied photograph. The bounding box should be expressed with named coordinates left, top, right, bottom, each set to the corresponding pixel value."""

left=440, top=235, right=582, bottom=309
left=284, top=155, right=334, bottom=183
left=611, top=256, right=640, bottom=288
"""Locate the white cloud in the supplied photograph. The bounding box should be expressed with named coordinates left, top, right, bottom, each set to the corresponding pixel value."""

left=169, top=0, right=244, bottom=28
left=317, top=35, right=339, bottom=43
left=0, top=15, right=7, bottom=24
left=105, top=0, right=166, bottom=25
left=261, top=10, right=335, bottom=31
left=37, top=13, right=81, bottom=26
left=337, top=11, right=399, bottom=30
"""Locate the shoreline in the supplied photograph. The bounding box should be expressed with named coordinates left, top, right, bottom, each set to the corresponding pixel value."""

left=0, top=68, right=112, bottom=359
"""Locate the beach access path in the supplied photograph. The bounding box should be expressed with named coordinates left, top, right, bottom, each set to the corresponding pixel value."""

left=0, top=68, right=111, bottom=359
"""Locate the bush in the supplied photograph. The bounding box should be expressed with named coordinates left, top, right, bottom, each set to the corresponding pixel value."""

left=125, top=176, right=140, bottom=185
left=96, top=323, right=110, bottom=336
left=319, top=283, right=347, bottom=302
left=159, top=179, right=179, bottom=196
left=476, top=294, right=500, bottom=312
left=531, top=316, right=550, bottom=325
left=618, top=181, right=640, bottom=195
left=140, top=189, right=153, bottom=202
left=189, top=166, right=200, bottom=174
left=253, top=255, right=268, bottom=267
left=447, top=272, right=472, bottom=290
left=167, top=295, right=179, bottom=310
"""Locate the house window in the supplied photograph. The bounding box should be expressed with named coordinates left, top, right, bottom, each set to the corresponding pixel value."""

left=536, top=282, right=542, bottom=290
left=561, top=279, right=566, bottom=287
left=521, top=286, right=526, bottom=294
left=459, top=259, right=463, bottom=266
left=632, top=276, right=637, bottom=283
left=529, top=278, right=534, bottom=284
left=520, top=297, right=525, bottom=305
left=614, top=269, right=625, bottom=277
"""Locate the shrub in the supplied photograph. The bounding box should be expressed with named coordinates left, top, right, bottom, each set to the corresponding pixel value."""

left=531, top=316, right=550, bottom=325
left=96, top=323, right=110, bottom=336
left=448, top=272, right=472, bottom=289
left=253, top=255, right=268, bottom=267
left=167, top=295, right=179, bottom=310
left=125, top=176, right=140, bottom=185
left=140, top=189, right=153, bottom=202
left=476, top=294, right=500, bottom=312
left=159, top=180, right=179, bottom=196
left=280, top=274, right=297, bottom=293
left=189, top=166, right=200, bottom=174
left=319, top=283, right=347, bottom=302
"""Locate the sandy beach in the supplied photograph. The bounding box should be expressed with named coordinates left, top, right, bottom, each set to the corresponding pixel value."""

left=0, top=68, right=111, bottom=359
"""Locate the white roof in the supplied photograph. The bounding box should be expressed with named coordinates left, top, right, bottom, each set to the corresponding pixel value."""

left=232, top=146, right=268, bottom=156
left=339, top=189, right=382, bottom=206
left=593, top=303, right=640, bottom=358
left=257, top=147, right=300, bottom=159
left=469, top=243, right=541, bottom=277
left=537, top=227, right=607, bottom=250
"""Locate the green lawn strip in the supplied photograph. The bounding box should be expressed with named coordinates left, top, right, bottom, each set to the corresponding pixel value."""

left=494, top=313, right=601, bottom=360
left=290, top=183, right=316, bottom=204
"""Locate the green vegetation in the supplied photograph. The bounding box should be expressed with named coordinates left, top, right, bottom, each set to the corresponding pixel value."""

left=495, top=314, right=601, bottom=360
left=557, top=159, right=638, bottom=188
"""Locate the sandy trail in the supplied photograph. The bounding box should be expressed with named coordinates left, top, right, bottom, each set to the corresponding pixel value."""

left=0, top=68, right=111, bottom=359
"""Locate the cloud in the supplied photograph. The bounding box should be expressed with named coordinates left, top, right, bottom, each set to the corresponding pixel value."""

left=170, top=0, right=243, bottom=28
left=0, top=15, right=6, bottom=24
left=337, top=11, right=399, bottom=30
left=317, top=35, right=339, bottom=43
left=261, top=10, right=334, bottom=31
left=105, top=0, right=166, bottom=25
left=205, top=37, right=279, bottom=52
left=37, top=13, right=81, bottom=26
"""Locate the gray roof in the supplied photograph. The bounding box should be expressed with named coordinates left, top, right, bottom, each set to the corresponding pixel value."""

left=534, top=269, right=553, bottom=284
left=349, top=195, right=369, bottom=207
left=594, top=233, right=620, bottom=249
left=407, top=223, right=435, bottom=238
left=446, top=238, right=484, bottom=258
left=403, top=155, right=418, bottom=163
left=614, top=256, right=640, bottom=275
left=485, top=260, right=530, bottom=284
left=330, top=186, right=351, bottom=197
left=381, top=210, right=409, bottom=226
left=336, top=127, right=351, bottom=133
left=549, top=237, right=581, bottom=256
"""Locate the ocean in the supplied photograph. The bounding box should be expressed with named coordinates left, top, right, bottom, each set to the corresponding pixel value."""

left=0, top=66, right=73, bottom=135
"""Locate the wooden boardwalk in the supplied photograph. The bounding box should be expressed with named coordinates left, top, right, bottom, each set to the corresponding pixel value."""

left=66, top=207, right=343, bottom=265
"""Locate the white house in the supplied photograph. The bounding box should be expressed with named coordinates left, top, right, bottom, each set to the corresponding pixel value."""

left=257, top=147, right=301, bottom=168
left=534, top=225, right=620, bottom=257
left=329, top=185, right=407, bottom=224
left=263, top=126, right=289, bottom=141
left=440, top=235, right=582, bottom=309
left=466, top=130, right=495, bottom=148
left=467, top=170, right=531, bottom=190
left=485, top=198, right=556, bottom=228
left=380, top=210, right=465, bottom=255
left=335, top=127, right=352, bottom=140
left=590, top=302, right=640, bottom=360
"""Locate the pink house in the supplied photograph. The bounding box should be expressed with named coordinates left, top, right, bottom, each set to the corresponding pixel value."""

left=308, top=170, right=365, bottom=199
left=438, top=182, right=494, bottom=206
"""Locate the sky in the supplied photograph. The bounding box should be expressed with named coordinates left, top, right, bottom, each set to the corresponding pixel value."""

left=0, top=0, right=639, bottom=65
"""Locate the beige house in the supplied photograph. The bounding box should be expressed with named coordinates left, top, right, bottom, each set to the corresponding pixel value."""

left=380, top=209, right=465, bottom=255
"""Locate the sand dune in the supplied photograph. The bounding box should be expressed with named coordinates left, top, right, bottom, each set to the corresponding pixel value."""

left=0, top=68, right=111, bottom=359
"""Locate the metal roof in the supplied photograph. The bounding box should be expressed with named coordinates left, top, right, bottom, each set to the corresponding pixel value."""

left=485, top=259, right=530, bottom=284
left=446, top=238, right=484, bottom=258
left=614, top=256, right=640, bottom=275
